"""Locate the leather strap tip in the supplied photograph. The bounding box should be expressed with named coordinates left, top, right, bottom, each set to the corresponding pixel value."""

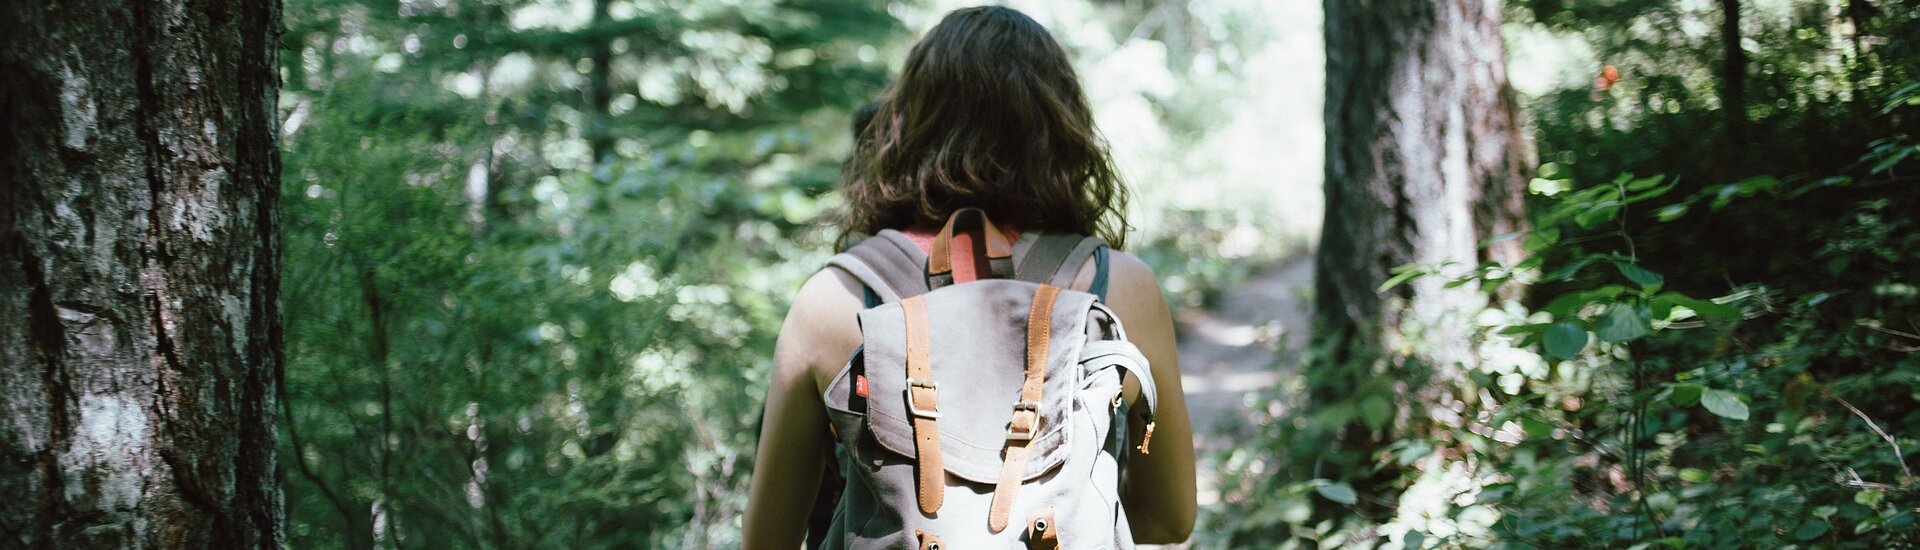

left=1137, top=421, right=1156, bottom=455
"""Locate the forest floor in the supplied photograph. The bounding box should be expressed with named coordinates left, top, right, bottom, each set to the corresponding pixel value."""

left=1147, top=255, right=1314, bottom=548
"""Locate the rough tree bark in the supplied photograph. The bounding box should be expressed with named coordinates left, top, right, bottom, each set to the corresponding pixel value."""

left=1309, top=0, right=1529, bottom=510
left=0, top=0, right=284, bottom=546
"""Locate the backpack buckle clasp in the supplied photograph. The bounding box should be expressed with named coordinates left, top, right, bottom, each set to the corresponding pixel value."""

left=906, top=379, right=942, bottom=419
left=1006, top=402, right=1040, bottom=441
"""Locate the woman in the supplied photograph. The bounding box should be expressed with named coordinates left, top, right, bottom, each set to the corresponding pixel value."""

left=744, top=6, right=1195, bottom=546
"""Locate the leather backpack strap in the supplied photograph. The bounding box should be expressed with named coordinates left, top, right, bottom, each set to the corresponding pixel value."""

left=988, top=284, right=1060, bottom=532
left=901, top=296, right=944, bottom=515
left=927, top=207, right=1015, bottom=289
left=1027, top=508, right=1060, bottom=550
left=914, top=530, right=945, bottom=550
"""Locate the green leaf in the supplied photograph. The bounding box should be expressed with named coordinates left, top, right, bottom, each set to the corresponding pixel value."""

left=1624, top=179, right=1678, bottom=205
left=1596, top=303, right=1652, bottom=342
left=1651, top=292, right=1742, bottom=321
left=1523, top=227, right=1561, bottom=253
left=1856, top=489, right=1885, bottom=507
left=1669, top=384, right=1703, bottom=407
left=1359, top=394, right=1393, bottom=432
left=1701, top=389, right=1750, bottom=420
left=1530, top=177, right=1571, bottom=196
left=1499, top=323, right=1550, bottom=336
left=1395, top=440, right=1433, bottom=466
left=1377, top=265, right=1427, bottom=293
left=1313, top=481, right=1358, bottom=505
left=1653, top=203, right=1690, bottom=222
left=1544, top=322, right=1589, bottom=360
left=1794, top=520, right=1830, bottom=541
left=1574, top=202, right=1623, bottom=228
left=1542, top=256, right=1601, bottom=282
left=1521, top=416, right=1553, bottom=438
left=1614, top=262, right=1664, bottom=292
left=1625, top=174, right=1666, bottom=191
left=1543, top=285, right=1626, bottom=317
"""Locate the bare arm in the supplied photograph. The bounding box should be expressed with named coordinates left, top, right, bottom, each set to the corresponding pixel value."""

left=1089, top=251, right=1198, bottom=543
left=742, top=270, right=863, bottom=549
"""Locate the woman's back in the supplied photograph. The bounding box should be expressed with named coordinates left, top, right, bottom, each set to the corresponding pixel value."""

left=742, top=6, right=1195, bottom=547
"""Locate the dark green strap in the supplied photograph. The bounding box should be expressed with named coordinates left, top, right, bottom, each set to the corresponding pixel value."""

left=1090, top=245, right=1110, bottom=302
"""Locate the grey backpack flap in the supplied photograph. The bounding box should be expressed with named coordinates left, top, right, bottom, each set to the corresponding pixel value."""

left=821, top=209, right=1159, bottom=549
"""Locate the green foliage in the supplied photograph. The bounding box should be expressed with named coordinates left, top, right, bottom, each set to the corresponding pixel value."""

left=1456, top=137, right=1920, bottom=546
left=1213, top=79, right=1920, bottom=542
left=278, top=0, right=1315, bottom=545
left=278, top=0, right=894, bottom=546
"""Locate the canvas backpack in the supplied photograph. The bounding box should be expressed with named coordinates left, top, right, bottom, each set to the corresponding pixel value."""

left=817, top=208, right=1160, bottom=549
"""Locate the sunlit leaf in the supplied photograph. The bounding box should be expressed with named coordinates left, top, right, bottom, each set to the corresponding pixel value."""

left=1313, top=480, right=1358, bottom=505
left=1701, top=389, right=1749, bottom=420
left=1596, top=303, right=1651, bottom=342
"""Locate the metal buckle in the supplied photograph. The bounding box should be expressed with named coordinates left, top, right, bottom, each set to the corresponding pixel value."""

left=905, top=379, right=941, bottom=419
left=1006, top=402, right=1040, bottom=441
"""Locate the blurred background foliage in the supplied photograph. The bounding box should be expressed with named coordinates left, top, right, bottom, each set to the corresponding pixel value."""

left=278, top=0, right=1918, bottom=547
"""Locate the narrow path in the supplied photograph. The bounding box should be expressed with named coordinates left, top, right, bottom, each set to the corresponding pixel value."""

left=1145, top=256, right=1313, bottom=548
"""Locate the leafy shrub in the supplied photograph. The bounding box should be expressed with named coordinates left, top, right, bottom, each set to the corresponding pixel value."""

left=1206, top=83, right=1920, bottom=548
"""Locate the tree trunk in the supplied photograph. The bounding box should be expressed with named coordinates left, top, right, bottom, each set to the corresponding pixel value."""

left=0, top=0, right=284, bottom=546
left=1721, top=0, right=1748, bottom=157
left=588, top=0, right=617, bottom=164
left=1310, top=0, right=1528, bottom=512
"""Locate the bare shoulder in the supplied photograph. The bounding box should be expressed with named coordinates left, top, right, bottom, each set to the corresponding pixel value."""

left=1069, top=249, right=1167, bottom=318
left=777, top=267, right=867, bottom=391
left=1103, top=250, right=1161, bottom=298
left=1102, top=250, right=1174, bottom=338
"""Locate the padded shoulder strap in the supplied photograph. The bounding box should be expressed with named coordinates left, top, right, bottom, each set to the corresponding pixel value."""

left=1029, top=234, right=1110, bottom=302
left=826, top=229, right=930, bottom=303
left=1015, top=233, right=1083, bottom=284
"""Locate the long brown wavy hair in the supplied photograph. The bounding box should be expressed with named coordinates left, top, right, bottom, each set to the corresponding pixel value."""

left=836, top=6, right=1130, bottom=249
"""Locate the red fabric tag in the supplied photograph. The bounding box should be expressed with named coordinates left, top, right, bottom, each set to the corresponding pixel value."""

left=855, top=374, right=870, bottom=397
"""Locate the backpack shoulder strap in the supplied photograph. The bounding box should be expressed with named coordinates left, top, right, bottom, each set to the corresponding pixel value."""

left=1021, top=233, right=1111, bottom=301
left=826, top=229, right=930, bottom=304
left=1015, top=233, right=1083, bottom=284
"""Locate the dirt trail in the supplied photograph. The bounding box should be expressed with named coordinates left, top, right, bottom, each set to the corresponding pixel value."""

left=1144, top=256, right=1313, bottom=548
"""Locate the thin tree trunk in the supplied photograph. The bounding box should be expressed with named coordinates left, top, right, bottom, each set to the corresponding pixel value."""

left=1311, top=0, right=1528, bottom=513
left=1722, top=0, right=1748, bottom=157
left=0, top=0, right=284, bottom=546
left=588, top=0, right=616, bottom=164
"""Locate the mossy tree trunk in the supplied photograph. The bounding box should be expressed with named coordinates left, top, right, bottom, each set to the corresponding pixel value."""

left=0, top=0, right=284, bottom=546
